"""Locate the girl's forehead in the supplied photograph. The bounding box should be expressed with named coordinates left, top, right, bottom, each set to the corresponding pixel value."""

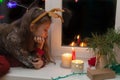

left=38, top=22, right=51, bottom=29
left=43, top=22, right=51, bottom=27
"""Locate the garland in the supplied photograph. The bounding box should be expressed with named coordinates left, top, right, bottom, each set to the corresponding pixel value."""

left=51, top=72, right=86, bottom=80
left=105, top=64, right=120, bottom=75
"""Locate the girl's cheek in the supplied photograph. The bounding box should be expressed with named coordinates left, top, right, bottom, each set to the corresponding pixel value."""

left=42, top=33, right=46, bottom=38
left=40, top=32, right=44, bottom=37
left=34, top=32, right=42, bottom=37
left=42, top=33, right=47, bottom=38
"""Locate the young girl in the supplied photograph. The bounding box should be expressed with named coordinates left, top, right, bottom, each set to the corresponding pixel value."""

left=0, top=7, right=64, bottom=77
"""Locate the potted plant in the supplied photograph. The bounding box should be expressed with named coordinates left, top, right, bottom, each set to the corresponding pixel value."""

left=86, top=28, right=120, bottom=69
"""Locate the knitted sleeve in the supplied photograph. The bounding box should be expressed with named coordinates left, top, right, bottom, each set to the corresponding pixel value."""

left=1, top=27, right=34, bottom=68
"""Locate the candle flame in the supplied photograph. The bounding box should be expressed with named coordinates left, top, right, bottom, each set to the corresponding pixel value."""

left=72, top=47, right=74, bottom=50
left=80, top=42, right=87, bottom=47
left=72, top=42, right=74, bottom=46
left=77, top=35, right=80, bottom=39
left=81, top=42, right=84, bottom=47
left=70, top=41, right=75, bottom=46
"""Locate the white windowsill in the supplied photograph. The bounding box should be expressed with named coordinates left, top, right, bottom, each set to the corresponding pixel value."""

left=1, top=59, right=89, bottom=80
left=1, top=59, right=120, bottom=80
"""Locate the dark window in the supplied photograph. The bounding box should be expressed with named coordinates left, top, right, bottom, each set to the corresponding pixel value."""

left=62, top=0, right=116, bottom=46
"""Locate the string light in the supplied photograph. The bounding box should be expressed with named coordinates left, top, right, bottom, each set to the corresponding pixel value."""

left=0, top=0, right=3, bottom=3
left=7, top=1, right=27, bottom=9
left=75, top=0, right=78, bottom=3
left=7, top=1, right=17, bottom=8
left=0, top=15, right=4, bottom=19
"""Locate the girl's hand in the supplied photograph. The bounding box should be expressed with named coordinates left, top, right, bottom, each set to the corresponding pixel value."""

left=32, top=58, right=44, bottom=69
left=34, top=36, right=45, bottom=49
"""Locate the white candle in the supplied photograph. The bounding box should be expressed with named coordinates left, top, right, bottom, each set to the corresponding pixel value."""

left=71, top=60, right=84, bottom=73
left=61, top=53, right=72, bottom=68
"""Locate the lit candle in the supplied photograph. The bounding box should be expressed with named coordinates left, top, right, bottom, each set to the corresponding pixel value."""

left=70, top=41, right=76, bottom=46
left=71, top=60, right=84, bottom=73
left=80, top=42, right=87, bottom=47
left=71, top=42, right=76, bottom=60
left=77, top=35, right=80, bottom=45
left=72, top=47, right=76, bottom=60
left=61, top=53, right=72, bottom=68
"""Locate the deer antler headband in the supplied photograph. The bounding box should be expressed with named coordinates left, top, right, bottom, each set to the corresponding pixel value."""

left=31, top=8, right=64, bottom=24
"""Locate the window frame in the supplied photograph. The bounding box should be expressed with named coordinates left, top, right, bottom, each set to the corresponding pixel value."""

left=46, top=0, right=120, bottom=59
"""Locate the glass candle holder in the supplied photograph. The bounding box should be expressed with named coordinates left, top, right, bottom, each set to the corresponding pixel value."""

left=71, top=60, right=84, bottom=73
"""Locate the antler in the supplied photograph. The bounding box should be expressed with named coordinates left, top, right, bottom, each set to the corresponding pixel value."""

left=48, top=12, right=64, bottom=23
left=31, top=8, right=64, bottom=24
left=49, top=8, right=64, bottom=12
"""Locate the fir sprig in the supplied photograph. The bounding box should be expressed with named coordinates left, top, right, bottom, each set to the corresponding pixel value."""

left=87, top=28, right=120, bottom=65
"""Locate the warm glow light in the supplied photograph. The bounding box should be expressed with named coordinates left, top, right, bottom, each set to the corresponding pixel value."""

left=81, top=42, right=84, bottom=47
left=77, top=35, right=80, bottom=39
left=75, top=0, right=78, bottom=3
left=62, top=53, right=72, bottom=57
left=70, top=41, right=76, bottom=46
left=72, top=60, right=84, bottom=64
left=80, top=42, right=87, bottom=47
left=72, top=47, right=75, bottom=53
left=71, top=42, right=74, bottom=46
left=69, top=42, right=76, bottom=60
left=61, top=53, right=72, bottom=68
left=71, top=59, right=84, bottom=73
left=77, top=35, right=80, bottom=45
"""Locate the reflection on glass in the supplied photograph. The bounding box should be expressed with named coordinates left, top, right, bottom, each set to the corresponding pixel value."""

left=62, top=0, right=116, bottom=46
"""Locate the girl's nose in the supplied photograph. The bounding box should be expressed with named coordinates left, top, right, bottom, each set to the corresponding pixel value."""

left=44, top=33, right=48, bottom=38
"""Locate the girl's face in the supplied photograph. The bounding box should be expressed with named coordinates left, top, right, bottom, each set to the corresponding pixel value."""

left=31, top=21, right=51, bottom=39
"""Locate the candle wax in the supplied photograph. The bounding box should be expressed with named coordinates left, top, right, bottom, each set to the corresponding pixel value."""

left=72, top=47, right=76, bottom=60
left=61, top=53, right=72, bottom=68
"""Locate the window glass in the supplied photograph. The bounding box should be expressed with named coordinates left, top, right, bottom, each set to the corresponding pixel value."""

left=62, top=0, right=116, bottom=46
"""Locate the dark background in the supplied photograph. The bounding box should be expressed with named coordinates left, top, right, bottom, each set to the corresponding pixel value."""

left=0, top=0, right=45, bottom=23
left=62, top=0, right=116, bottom=46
